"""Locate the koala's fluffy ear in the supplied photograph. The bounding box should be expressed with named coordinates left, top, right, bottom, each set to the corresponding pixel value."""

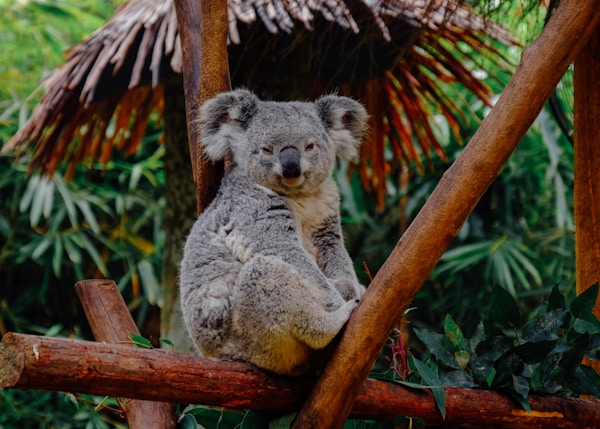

left=198, top=89, right=259, bottom=161
left=315, top=95, right=369, bottom=160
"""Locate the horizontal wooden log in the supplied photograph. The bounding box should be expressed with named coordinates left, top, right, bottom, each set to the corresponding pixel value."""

left=1, top=333, right=599, bottom=428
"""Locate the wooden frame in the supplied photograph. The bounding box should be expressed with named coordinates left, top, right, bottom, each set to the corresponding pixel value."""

left=3, top=0, right=600, bottom=427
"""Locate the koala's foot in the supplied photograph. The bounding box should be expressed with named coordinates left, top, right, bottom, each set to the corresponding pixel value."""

left=290, top=298, right=359, bottom=350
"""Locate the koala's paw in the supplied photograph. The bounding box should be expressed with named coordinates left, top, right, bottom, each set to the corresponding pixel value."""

left=338, top=298, right=359, bottom=319
left=224, top=231, right=254, bottom=263
left=333, top=279, right=366, bottom=301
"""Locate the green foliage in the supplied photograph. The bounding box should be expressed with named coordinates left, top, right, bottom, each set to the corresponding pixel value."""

left=0, top=390, right=116, bottom=429
left=400, top=285, right=600, bottom=415
left=0, top=0, right=117, bottom=144
left=180, top=407, right=406, bottom=429
left=1, top=137, right=165, bottom=333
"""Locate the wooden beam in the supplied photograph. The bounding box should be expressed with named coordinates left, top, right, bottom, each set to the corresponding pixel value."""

left=1, top=333, right=599, bottom=428
left=174, top=0, right=230, bottom=215
left=574, top=25, right=600, bottom=317
left=574, top=21, right=600, bottom=374
left=75, top=279, right=176, bottom=428
left=292, top=1, right=600, bottom=427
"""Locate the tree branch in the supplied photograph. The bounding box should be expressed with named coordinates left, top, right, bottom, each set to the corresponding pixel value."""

left=1, top=333, right=599, bottom=428
left=292, top=1, right=600, bottom=427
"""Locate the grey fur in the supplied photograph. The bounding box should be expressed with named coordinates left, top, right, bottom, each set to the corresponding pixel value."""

left=180, top=89, right=368, bottom=375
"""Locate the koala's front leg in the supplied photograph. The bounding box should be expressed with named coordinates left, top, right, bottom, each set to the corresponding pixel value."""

left=312, top=215, right=365, bottom=301
left=233, top=255, right=358, bottom=361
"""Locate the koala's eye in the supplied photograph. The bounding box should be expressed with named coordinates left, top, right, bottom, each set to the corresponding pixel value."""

left=261, top=146, right=273, bottom=154
left=305, top=142, right=315, bottom=151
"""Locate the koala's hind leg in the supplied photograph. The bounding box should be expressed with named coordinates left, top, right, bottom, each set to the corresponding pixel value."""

left=233, top=255, right=358, bottom=352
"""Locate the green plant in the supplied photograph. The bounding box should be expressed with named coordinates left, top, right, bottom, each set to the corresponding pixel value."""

left=0, top=135, right=165, bottom=335
left=0, top=0, right=117, bottom=145
left=392, top=284, right=600, bottom=415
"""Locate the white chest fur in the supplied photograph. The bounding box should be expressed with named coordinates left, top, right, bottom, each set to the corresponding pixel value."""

left=285, top=179, right=340, bottom=260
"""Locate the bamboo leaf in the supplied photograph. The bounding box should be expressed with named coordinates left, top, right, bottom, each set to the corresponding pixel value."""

left=19, top=173, right=39, bottom=214
left=63, top=235, right=82, bottom=265
left=52, top=235, right=64, bottom=277
left=54, top=175, right=79, bottom=227
left=30, top=176, right=48, bottom=227
left=75, top=198, right=100, bottom=234
left=137, top=259, right=160, bottom=305
left=79, top=233, right=108, bottom=276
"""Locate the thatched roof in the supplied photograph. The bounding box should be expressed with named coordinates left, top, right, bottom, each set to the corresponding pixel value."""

left=5, top=0, right=514, bottom=202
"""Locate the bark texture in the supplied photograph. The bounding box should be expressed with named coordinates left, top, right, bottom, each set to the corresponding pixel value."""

left=574, top=25, right=600, bottom=319
left=574, top=22, right=600, bottom=374
left=1, top=332, right=599, bottom=428
left=174, top=0, right=230, bottom=215
left=75, top=280, right=176, bottom=428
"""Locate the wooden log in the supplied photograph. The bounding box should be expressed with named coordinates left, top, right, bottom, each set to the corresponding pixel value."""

left=574, top=22, right=600, bottom=375
left=1, top=333, right=599, bottom=428
left=173, top=0, right=230, bottom=215
left=292, top=1, right=600, bottom=428
left=574, top=26, right=600, bottom=319
left=74, top=279, right=176, bottom=428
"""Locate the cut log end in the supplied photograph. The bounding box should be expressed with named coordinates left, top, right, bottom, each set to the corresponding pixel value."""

left=0, top=333, right=25, bottom=388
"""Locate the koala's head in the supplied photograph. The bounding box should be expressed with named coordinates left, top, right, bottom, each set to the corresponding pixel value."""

left=199, top=89, right=368, bottom=196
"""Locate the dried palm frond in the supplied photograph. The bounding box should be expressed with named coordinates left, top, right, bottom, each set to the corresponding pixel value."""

left=5, top=0, right=516, bottom=198
left=357, top=21, right=514, bottom=207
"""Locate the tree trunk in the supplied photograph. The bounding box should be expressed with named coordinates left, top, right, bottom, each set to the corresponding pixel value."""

left=574, top=23, right=600, bottom=373
left=2, top=332, right=599, bottom=428
left=292, top=2, right=600, bottom=427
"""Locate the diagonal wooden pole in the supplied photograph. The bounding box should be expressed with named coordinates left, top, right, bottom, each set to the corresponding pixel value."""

left=292, top=1, right=600, bottom=427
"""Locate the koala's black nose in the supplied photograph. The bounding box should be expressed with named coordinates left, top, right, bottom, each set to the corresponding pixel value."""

left=279, top=147, right=301, bottom=179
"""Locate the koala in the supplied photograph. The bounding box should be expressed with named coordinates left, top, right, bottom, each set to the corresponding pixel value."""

left=179, top=89, right=368, bottom=375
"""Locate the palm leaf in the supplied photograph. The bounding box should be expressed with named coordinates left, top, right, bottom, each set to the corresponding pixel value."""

left=4, top=0, right=516, bottom=202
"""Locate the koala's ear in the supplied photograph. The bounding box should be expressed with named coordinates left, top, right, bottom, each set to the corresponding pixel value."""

left=198, top=89, right=259, bottom=161
left=315, top=95, right=369, bottom=160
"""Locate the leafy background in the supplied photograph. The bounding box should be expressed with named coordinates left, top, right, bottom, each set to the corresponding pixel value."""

left=0, top=0, right=594, bottom=428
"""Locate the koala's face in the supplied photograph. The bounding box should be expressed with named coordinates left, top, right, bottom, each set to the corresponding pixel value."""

left=199, top=90, right=368, bottom=196
left=240, top=104, right=336, bottom=195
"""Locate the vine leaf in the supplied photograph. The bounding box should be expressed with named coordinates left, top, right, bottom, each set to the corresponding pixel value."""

left=410, top=356, right=446, bottom=419
left=489, top=286, right=521, bottom=328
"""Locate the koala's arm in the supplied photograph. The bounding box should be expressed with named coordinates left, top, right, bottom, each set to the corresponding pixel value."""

left=222, top=182, right=347, bottom=309
left=312, top=214, right=365, bottom=301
